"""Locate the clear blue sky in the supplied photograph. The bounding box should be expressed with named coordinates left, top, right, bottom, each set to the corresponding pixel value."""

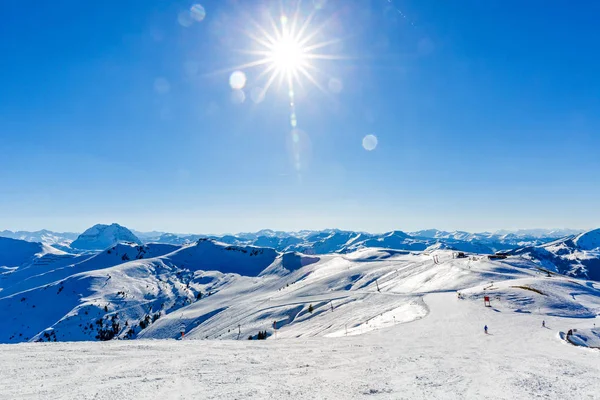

left=1, top=0, right=599, bottom=234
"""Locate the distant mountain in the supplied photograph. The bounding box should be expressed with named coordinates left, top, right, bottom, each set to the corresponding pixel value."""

left=0, top=237, right=320, bottom=343
left=493, top=228, right=584, bottom=239
left=0, top=229, right=78, bottom=248
left=346, top=231, right=427, bottom=252
left=0, top=237, right=66, bottom=269
left=130, top=230, right=167, bottom=241
left=3, top=225, right=585, bottom=257
left=70, top=223, right=142, bottom=250
left=509, top=229, right=600, bottom=280
left=132, top=228, right=583, bottom=255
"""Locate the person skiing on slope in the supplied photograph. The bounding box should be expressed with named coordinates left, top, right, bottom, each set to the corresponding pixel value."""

left=484, top=325, right=488, bottom=334
left=542, top=320, right=545, bottom=328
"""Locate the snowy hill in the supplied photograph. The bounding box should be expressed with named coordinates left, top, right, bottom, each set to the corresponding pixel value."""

left=0, top=242, right=180, bottom=298
left=0, top=238, right=320, bottom=343
left=573, top=228, right=600, bottom=250
left=509, top=228, right=600, bottom=280
left=0, top=229, right=78, bottom=249
left=2, top=236, right=599, bottom=345
left=70, top=223, right=142, bottom=250
left=0, top=237, right=65, bottom=269
left=1, top=231, right=600, bottom=399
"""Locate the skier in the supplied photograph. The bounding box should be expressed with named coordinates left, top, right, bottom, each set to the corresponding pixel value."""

left=542, top=320, right=545, bottom=328
left=484, top=325, right=488, bottom=334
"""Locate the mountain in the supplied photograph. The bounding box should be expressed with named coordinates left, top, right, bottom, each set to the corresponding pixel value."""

left=346, top=230, right=427, bottom=252
left=0, top=238, right=318, bottom=343
left=2, top=224, right=584, bottom=260
left=0, top=242, right=180, bottom=299
left=493, top=228, right=584, bottom=239
left=133, top=228, right=581, bottom=256
left=70, top=223, right=142, bottom=250
left=0, top=237, right=66, bottom=269
left=0, top=229, right=78, bottom=249
left=4, top=243, right=598, bottom=344
left=509, top=229, right=600, bottom=280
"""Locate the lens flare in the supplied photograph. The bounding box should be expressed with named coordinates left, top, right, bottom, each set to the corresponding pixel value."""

left=190, top=4, right=206, bottom=22
left=214, top=6, right=342, bottom=129
left=362, top=134, right=378, bottom=151
left=229, top=71, right=247, bottom=89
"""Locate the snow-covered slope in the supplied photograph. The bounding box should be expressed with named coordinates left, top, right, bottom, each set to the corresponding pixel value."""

left=5, top=240, right=598, bottom=346
left=0, top=238, right=320, bottom=343
left=509, top=228, right=600, bottom=280
left=1, top=251, right=599, bottom=399
left=0, top=229, right=78, bottom=248
left=0, top=242, right=179, bottom=299
left=70, top=223, right=142, bottom=250
left=573, top=228, right=600, bottom=250
left=0, top=237, right=65, bottom=269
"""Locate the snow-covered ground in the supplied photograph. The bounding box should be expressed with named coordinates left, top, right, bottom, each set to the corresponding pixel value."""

left=1, top=288, right=598, bottom=399
left=1, top=236, right=599, bottom=399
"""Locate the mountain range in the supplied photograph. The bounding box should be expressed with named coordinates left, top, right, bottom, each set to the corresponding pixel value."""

left=0, top=225, right=585, bottom=254
left=1, top=223, right=599, bottom=344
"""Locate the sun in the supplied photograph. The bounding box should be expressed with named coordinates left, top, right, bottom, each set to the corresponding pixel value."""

left=269, top=34, right=306, bottom=75
left=215, top=6, right=342, bottom=136
left=226, top=10, right=340, bottom=98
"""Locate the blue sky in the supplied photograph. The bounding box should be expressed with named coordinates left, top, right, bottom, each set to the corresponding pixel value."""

left=1, top=0, right=599, bottom=234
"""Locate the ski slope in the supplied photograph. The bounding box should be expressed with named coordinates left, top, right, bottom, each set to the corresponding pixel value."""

left=1, top=237, right=599, bottom=398
left=1, top=287, right=598, bottom=399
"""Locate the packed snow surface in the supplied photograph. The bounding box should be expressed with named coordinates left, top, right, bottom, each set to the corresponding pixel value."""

left=1, top=289, right=598, bottom=399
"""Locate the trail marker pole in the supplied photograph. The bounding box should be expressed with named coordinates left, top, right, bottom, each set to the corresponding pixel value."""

left=376, top=280, right=381, bottom=292
left=330, top=300, right=334, bottom=312
left=237, top=324, right=241, bottom=340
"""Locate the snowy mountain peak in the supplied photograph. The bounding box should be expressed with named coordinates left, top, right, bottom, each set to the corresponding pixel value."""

left=409, top=229, right=448, bottom=238
left=573, top=228, right=600, bottom=251
left=384, top=230, right=409, bottom=238
left=70, top=223, right=142, bottom=250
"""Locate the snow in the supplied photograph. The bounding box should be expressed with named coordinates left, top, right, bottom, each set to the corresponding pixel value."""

left=574, top=228, right=600, bottom=251
left=0, top=237, right=66, bottom=268
left=70, top=223, right=142, bottom=250
left=510, top=228, right=600, bottom=280
left=568, top=328, right=600, bottom=349
left=1, top=229, right=600, bottom=398
left=127, top=227, right=579, bottom=256
left=0, top=229, right=78, bottom=248
left=1, top=288, right=598, bottom=399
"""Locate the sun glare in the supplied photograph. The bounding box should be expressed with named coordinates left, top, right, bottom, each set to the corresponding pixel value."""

left=223, top=8, right=341, bottom=99
left=216, top=6, right=342, bottom=173
left=269, top=35, right=306, bottom=74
